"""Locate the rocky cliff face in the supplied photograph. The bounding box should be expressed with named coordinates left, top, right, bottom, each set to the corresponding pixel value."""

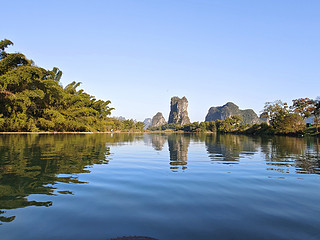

left=151, top=112, right=166, bottom=127
left=168, top=96, right=190, bottom=125
left=205, top=102, right=260, bottom=124
left=241, top=109, right=261, bottom=124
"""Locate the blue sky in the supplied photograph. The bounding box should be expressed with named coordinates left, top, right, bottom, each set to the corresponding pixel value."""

left=2, top=0, right=320, bottom=122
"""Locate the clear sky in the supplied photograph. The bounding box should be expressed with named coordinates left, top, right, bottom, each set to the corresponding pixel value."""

left=2, top=0, right=320, bottom=122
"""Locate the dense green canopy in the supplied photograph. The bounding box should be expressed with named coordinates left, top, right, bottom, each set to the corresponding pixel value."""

left=0, top=39, right=114, bottom=132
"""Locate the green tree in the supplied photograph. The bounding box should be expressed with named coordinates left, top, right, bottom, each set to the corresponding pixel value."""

left=207, top=121, right=216, bottom=132
left=262, top=100, right=304, bottom=134
left=0, top=39, right=13, bottom=60
left=313, top=99, right=320, bottom=133
left=0, top=39, right=114, bottom=132
left=135, top=122, right=145, bottom=131
left=291, top=98, right=315, bottom=120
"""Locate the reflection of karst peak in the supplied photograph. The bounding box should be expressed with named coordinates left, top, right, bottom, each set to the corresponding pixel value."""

left=168, top=134, right=190, bottom=171
left=151, top=134, right=167, bottom=151
left=205, top=134, right=259, bottom=164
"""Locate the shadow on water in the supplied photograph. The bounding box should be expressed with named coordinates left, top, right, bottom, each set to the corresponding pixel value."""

left=0, top=133, right=141, bottom=225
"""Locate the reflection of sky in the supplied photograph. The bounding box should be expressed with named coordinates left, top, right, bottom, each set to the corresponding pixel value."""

left=1, top=134, right=320, bottom=229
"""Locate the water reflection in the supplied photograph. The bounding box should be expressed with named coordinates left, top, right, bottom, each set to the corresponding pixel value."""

left=261, top=136, right=320, bottom=175
left=0, top=134, right=140, bottom=224
left=147, top=133, right=320, bottom=175
left=1, top=133, right=320, bottom=225
left=205, top=134, right=259, bottom=164
left=168, top=134, right=190, bottom=172
left=152, top=134, right=167, bottom=151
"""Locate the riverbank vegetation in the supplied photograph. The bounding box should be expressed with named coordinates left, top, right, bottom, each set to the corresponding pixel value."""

left=0, top=39, right=147, bottom=133
left=0, top=39, right=116, bottom=132
left=105, top=118, right=145, bottom=132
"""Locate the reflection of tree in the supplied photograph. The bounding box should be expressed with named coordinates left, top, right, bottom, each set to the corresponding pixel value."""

left=205, top=134, right=259, bottom=164
left=261, top=136, right=320, bottom=175
left=168, top=134, right=190, bottom=172
left=107, top=133, right=144, bottom=146
left=0, top=210, right=15, bottom=224
left=0, top=133, right=139, bottom=224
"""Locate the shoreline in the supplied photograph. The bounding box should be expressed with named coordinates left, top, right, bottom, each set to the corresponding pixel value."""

left=0, top=131, right=318, bottom=138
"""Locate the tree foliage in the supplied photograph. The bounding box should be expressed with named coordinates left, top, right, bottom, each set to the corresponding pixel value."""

left=0, top=39, right=13, bottom=60
left=0, top=39, right=114, bottom=132
left=313, top=98, right=320, bottom=133
left=291, top=98, right=315, bottom=119
left=261, top=100, right=304, bottom=134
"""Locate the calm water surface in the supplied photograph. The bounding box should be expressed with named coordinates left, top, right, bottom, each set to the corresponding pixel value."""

left=0, top=133, right=320, bottom=240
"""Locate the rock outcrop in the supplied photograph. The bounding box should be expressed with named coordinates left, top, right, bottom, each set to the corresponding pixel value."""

left=168, top=96, right=190, bottom=125
left=241, top=109, right=261, bottom=124
left=205, top=102, right=260, bottom=124
left=151, top=112, right=166, bottom=127
left=143, top=118, right=152, bottom=129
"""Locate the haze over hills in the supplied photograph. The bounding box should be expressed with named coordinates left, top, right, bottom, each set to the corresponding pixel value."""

left=143, top=118, right=152, bottom=129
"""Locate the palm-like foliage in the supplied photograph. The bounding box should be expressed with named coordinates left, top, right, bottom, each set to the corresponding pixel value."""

left=0, top=39, right=114, bottom=132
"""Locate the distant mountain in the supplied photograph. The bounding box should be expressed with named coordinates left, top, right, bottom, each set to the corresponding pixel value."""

left=114, top=116, right=126, bottom=121
left=205, top=102, right=260, bottom=124
left=143, top=118, right=152, bottom=129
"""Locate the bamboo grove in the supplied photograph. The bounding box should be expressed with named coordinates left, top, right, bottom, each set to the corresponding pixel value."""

left=0, top=39, right=115, bottom=132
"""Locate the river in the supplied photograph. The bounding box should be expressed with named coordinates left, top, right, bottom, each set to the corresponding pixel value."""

left=0, top=133, right=319, bottom=240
